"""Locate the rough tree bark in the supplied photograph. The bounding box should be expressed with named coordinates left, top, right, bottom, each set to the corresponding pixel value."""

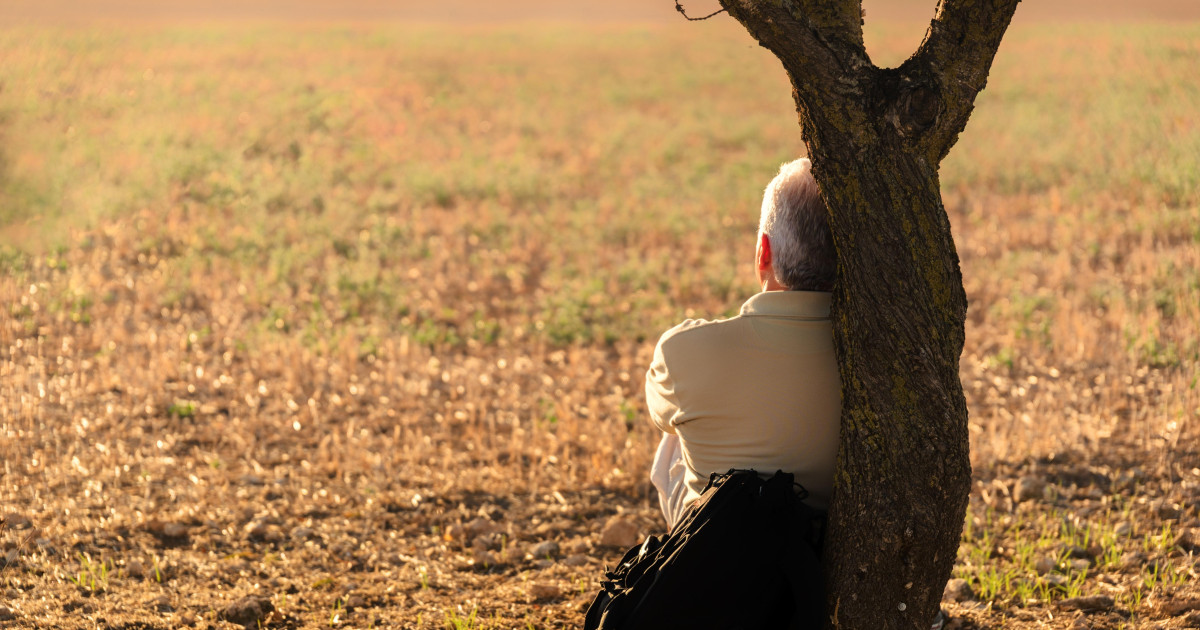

left=710, top=1, right=1021, bottom=628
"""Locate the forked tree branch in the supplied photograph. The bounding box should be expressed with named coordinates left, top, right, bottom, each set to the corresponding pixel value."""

left=717, top=0, right=868, bottom=109
left=911, top=0, right=1022, bottom=163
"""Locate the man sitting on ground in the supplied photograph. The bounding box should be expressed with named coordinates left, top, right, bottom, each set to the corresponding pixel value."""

left=647, top=157, right=840, bottom=529
left=644, top=158, right=946, bottom=630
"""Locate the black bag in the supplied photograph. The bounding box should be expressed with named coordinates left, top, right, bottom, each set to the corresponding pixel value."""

left=584, top=469, right=827, bottom=630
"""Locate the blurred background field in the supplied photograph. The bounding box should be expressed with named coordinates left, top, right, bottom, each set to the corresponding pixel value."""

left=1, top=3, right=1198, bottom=628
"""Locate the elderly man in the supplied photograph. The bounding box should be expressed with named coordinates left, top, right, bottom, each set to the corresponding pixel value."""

left=647, top=157, right=841, bottom=530
left=643, top=159, right=947, bottom=630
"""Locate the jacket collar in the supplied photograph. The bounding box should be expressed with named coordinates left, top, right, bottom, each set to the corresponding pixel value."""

left=740, top=291, right=832, bottom=319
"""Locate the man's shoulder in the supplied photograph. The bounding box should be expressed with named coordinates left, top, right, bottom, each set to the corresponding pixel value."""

left=656, top=313, right=747, bottom=353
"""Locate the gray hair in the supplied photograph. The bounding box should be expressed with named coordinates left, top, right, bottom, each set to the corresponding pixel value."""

left=758, top=158, right=836, bottom=291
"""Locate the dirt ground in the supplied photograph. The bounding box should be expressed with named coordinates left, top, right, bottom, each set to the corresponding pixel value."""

left=2, top=429, right=1198, bottom=629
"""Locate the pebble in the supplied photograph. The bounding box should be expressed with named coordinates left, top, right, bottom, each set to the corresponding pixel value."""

left=290, top=526, right=315, bottom=542
left=1162, top=599, right=1200, bottom=616
left=219, top=596, right=273, bottom=626
left=1114, top=468, right=1144, bottom=491
left=942, top=578, right=975, bottom=602
left=1063, top=545, right=1090, bottom=559
left=125, top=559, right=146, bottom=579
left=477, top=503, right=505, bottom=521
left=149, top=595, right=174, bottom=613
left=1176, top=528, right=1199, bottom=553
left=599, top=517, right=639, bottom=548
left=65, top=600, right=96, bottom=614
left=531, top=541, right=559, bottom=558
left=1120, top=550, right=1145, bottom=568
left=442, top=523, right=465, bottom=544
left=1034, top=556, right=1056, bottom=575
left=466, top=517, right=496, bottom=538
left=3, top=514, right=32, bottom=530
left=238, top=474, right=265, bottom=486
left=529, top=583, right=560, bottom=600
left=500, top=543, right=524, bottom=564
left=1058, top=595, right=1114, bottom=612
left=247, top=522, right=282, bottom=543
left=0, top=606, right=15, bottom=621
left=1067, top=559, right=1092, bottom=572
left=563, top=554, right=589, bottom=567
left=1043, top=574, right=1068, bottom=587
left=1155, top=500, right=1182, bottom=521
left=143, top=519, right=188, bottom=541
left=472, top=549, right=498, bottom=566
left=1013, top=477, right=1045, bottom=503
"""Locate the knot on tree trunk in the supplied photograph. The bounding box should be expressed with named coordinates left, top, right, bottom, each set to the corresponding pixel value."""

left=886, top=83, right=941, bottom=138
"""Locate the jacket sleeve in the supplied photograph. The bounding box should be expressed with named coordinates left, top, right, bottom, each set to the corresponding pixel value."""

left=645, top=332, right=684, bottom=434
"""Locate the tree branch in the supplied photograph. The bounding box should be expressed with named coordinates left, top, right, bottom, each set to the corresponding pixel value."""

left=674, top=0, right=727, bottom=21
left=911, top=0, right=1022, bottom=164
left=717, top=0, right=869, bottom=109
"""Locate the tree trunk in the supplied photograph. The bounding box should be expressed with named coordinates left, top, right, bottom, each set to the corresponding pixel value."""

left=713, top=1, right=1021, bottom=628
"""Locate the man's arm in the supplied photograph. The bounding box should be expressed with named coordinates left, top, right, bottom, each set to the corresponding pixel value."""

left=645, top=334, right=684, bottom=434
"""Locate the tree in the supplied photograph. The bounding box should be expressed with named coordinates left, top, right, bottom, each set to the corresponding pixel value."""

left=706, top=1, right=1022, bottom=627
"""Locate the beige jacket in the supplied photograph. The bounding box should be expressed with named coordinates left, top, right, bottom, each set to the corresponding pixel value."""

left=645, top=291, right=842, bottom=511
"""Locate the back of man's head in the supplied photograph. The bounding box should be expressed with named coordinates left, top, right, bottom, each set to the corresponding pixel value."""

left=758, top=158, right=837, bottom=292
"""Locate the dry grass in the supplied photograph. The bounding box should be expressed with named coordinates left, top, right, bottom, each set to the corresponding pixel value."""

left=0, top=19, right=1198, bottom=630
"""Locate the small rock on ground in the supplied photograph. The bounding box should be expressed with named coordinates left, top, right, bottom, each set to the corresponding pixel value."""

left=146, top=520, right=188, bottom=540
left=563, top=554, right=589, bottom=567
left=1067, top=558, right=1092, bottom=572
left=1057, top=595, right=1114, bottom=613
left=531, top=541, right=559, bottom=558
left=1043, top=574, right=1068, bottom=587
left=0, top=605, right=16, bottom=621
left=1163, top=599, right=1200, bottom=616
left=599, top=517, right=638, bottom=548
left=1013, top=476, right=1045, bottom=503
left=529, top=583, right=560, bottom=600
left=2, top=513, right=32, bottom=529
left=125, top=559, right=145, bottom=579
left=473, top=548, right=498, bottom=566
left=466, top=517, right=497, bottom=538
left=943, top=578, right=975, bottom=603
left=148, top=595, right=174, bottom=613
left=219, top=596, right=273, bottom=626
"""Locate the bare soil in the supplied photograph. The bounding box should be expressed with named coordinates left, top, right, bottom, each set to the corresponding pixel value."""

left=3, top=429, right=1198, bottom=629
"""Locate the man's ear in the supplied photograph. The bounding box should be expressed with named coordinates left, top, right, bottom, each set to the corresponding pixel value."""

left=757, top=233, right=772, bottom=270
